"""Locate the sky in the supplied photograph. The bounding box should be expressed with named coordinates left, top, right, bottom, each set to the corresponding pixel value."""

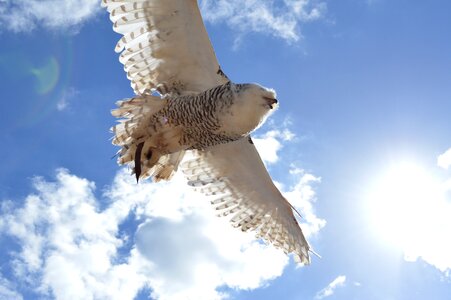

left=1, top=0, right=451, bottom=299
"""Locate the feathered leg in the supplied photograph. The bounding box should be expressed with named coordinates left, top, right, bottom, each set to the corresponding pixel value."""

left=111, top=95, right=186, bottom=182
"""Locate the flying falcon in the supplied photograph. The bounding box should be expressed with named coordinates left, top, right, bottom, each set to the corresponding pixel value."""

left=102, top=0, right=312, bottom=264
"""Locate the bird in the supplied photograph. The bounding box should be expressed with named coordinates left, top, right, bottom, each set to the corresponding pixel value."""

left=102, top=0, right=312, bottom=264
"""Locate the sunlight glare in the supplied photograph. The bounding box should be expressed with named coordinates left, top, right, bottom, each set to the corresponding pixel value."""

left=366, top=162, right=445, bottom=256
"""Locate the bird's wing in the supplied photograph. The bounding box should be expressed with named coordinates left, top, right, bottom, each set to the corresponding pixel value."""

left=102, top=0, right=229, bottom=95
left=182, top=137, right=311, bottom=264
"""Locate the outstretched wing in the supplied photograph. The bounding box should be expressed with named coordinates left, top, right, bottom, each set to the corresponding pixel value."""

left=182, top=138, right=311, bottom=264
left=102, top=0, right=229, bottom=95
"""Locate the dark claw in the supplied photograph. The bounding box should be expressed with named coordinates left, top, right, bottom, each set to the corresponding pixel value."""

left=134, top=142, right=144, bottom=183
left=146, top=149, right=153, bottom=160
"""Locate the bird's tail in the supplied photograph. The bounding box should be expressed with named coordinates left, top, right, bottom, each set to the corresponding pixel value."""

left=111, top=95, right=185, bottom=182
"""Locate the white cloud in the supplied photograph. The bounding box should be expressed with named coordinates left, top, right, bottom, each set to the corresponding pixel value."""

left=57, top=87, right=78, bottom=111
left=437, top=148, right=451, bottom=170
left=0, top=0, right=100, bottom=32
left=199, top=0, right=327, bottom=42
left=0, top=0, right=326, bottom=43
left=254, top=129, right=295, bottom=165
left=0, top=130, right=324, bottom=299
left=0, top=276, right=23, bottom=300
left=367, top=157, right=451, bottom=277
left=400, top=169, right=451, bottom=275
left=284, top=169, right=325, bottom=238
left=315, top=275, right=347, bottom=299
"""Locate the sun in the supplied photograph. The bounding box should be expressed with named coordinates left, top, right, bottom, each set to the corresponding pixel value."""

left=366, top=161, right=444, bottom=254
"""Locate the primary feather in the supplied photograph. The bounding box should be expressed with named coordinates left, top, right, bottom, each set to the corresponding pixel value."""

left=182, top=137, right=310, bottom=264
left=104, top=0, right=312, bottom=264
left=102, top=0, right=228, bottom=94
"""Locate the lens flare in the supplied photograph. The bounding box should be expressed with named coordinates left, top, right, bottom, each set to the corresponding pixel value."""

left=3, top=39, right=73, bottom=128
left=30, top=57, right=60, bottom=94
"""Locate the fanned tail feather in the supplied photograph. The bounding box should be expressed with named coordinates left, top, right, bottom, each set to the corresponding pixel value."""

left=111, top=95, right=185, bottom=181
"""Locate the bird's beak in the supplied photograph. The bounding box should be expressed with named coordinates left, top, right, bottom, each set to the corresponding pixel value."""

left=264, top=97, right=278, bottom=109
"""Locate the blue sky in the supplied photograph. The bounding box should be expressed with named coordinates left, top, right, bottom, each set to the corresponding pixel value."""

left=1, top=0, right=451, bottom=299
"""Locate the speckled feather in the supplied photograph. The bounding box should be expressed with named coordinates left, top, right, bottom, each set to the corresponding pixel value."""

left=111, top=82, right=248, bottom=181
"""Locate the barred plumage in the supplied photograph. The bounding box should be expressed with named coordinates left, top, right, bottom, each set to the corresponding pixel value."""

left=104, top=0, right=313, bottom=264
left=111, top=82, right=276, bottom=182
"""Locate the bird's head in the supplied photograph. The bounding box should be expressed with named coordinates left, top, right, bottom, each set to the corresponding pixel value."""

left=218, top=83, right=278, bottom=137
left=234, top=83, right=278, bottom=111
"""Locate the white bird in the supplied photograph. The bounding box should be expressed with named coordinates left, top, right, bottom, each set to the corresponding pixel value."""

left=103, top=0, right=312, bottom=264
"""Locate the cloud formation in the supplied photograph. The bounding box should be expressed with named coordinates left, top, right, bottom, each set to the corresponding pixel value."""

left=0, top=276, right=22, bottom=300
left=254, top=129, right=295, bottom=165
left=0, top=0, right=100, bottom=32
left=403, top=150, right=451, bottom=275
left=199, top=0, right=326, bottom=42
left=0, top=129, right=324, bottom=299
left=315, top=275, right=347, bottom=299
left=0, top=0, right=326, bottom=42
left=437, top=148, right=451, bottom=170
left=56, top=87, right=78, bottom=111
left=399, top=151, right=451, bottom=275
left=368, top=152, right=451, bottom=277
